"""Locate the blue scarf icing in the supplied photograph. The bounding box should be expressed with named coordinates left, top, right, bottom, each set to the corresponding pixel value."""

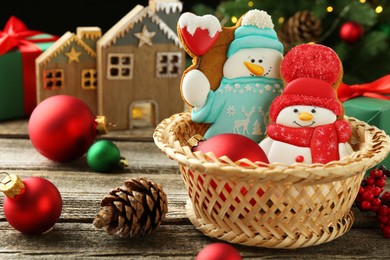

left=192, top=76, right=283, bottom=143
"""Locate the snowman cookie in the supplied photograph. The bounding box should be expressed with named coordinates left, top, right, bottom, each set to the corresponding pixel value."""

left=178, top=10, right=284, bottom=143
left=260, top=44, right=353, bottom=165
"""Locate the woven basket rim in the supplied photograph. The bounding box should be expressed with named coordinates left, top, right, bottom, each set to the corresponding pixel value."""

left=153, top=112, right=390, bottom=184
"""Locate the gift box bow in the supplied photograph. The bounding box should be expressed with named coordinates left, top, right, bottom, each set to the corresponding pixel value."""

left=338, top=75, right=390, bottom=169
left=0, top=16, right=58, bottom=55
left=338, top=75, right=390, bottom=102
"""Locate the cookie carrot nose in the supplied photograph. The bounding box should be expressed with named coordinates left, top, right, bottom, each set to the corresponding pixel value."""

left=244, top=61, right=264, bottom=76
left=299, top=112, right=313, bottom=121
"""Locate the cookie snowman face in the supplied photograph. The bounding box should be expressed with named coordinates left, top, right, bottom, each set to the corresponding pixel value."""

left=276, top=105, right=337, bottom=128
left=223, top=48, right=283, bottom=79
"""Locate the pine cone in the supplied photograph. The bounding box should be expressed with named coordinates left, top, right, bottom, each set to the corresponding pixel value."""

left=279, top=10, right=323, bottom=52
left=93, top=177, right=168, bottom=238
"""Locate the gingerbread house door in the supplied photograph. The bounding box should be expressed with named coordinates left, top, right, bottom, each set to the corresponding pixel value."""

left=128, top=100, right=158, bottom=129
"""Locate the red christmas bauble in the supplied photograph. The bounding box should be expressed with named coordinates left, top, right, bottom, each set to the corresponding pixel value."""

left=339, top=21, right=364, bottom=44
left=192, top=133, right=269, bottom=164
left=29, top=95, right=100, bottom=162
left=190, top=134, right=267, bottom=211
left=2, top=175, right=62, bottom=234
left=196, top=242, right=242, bottom=260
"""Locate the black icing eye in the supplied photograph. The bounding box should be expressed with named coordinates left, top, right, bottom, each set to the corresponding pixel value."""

left=293, top=108, right=299, bottom=113
left=311, top=108, right=316, bottom=113
left=258, top=59, right=263, bottom=63
left=251, top=59, right=255, bottom=63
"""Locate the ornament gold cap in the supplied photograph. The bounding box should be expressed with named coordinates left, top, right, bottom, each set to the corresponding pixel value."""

left=119, top=157, right=129, bottom=169
left=0, top=173, right=25, bottom=198
left=95, top=115, right=108, bottom=135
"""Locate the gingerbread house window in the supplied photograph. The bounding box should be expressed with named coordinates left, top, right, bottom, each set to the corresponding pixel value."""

left=156, top=52, right=181, bottom=78
left=43, top=69, right=64, bottom=90
left=81, top=69, right=97, bottom=90
left=107, top=53, right=134, bottom=80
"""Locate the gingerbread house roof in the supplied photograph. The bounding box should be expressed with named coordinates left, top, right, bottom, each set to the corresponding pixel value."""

left=36, top=28, right=100, bottom=65
left=98, top=2, right=182, bottom=49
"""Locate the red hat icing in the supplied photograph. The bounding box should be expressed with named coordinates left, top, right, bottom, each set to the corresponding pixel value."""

left=270, top=77, right=343, bottom=122
left=271, top=43, right=344, bottom=123
left=280, top=44, right=341, bottom=84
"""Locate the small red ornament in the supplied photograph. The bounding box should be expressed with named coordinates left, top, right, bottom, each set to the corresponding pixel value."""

left=189, top=134, right=267, bottom=212
left=191, top=133, right=269, bottom=164
left=339, top=21, right=364, bottom=44
left=28, top=95, right=107, bottom=162
left=196, top=242, right=242, bottom=260
left=0, top=173, right=62, bottom=234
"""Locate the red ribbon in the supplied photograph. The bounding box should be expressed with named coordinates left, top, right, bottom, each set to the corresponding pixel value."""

left=338, top=75, right=390, bottom=102
left=0, top=16, right=58, bottom=55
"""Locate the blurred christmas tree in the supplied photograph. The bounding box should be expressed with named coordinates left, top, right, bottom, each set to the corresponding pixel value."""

left=191, top=0, right=390, bottom=84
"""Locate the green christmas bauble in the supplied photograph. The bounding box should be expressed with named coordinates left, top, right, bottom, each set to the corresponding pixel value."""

left=86, top=140, right=127, bottom=173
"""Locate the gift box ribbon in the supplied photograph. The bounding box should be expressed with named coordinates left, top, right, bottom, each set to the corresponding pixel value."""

left=0, top=16, right=58, bottom=55
left=338, top=75, right=390, bottom=102
left=0, top=16, right=58, bottom=115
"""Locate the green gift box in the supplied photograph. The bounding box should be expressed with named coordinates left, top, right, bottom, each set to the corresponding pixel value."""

left=339, top=75, right=390, bottom=169
left=0, top=16, right=58, bottom=121
left=343, top=97, right=390, bottom=168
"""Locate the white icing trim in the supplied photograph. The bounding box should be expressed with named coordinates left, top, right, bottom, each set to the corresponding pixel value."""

left=156, top=1, right=183, bottom=14
left=148, top=9, right=181, bottom=47
left=242, top=9, right=274, bottom=29
left=178, top=12, right=222, bottom=37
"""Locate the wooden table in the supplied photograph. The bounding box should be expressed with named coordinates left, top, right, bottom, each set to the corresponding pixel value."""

left=0, top=120, right=389, bottom=259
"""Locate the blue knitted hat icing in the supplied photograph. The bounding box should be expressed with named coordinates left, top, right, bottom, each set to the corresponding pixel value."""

left=227, top=10, right=284, bottom=57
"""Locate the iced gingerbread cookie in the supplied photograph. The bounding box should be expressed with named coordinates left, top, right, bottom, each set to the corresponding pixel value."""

left=178, top=9, right=284, bottom=143
left=260, top=44, right=354, bottom=165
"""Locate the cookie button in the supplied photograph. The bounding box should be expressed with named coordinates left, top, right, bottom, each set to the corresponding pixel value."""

left=295, top=155, right=304, bottom=163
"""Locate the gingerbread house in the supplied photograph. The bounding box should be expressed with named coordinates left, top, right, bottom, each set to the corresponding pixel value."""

left=36, top=27, right=101, bottom=114
left=36, top=0, right=185, bottom=130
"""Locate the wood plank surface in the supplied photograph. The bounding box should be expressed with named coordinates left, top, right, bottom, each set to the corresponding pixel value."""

left=0, top=119, right=389, bottom=259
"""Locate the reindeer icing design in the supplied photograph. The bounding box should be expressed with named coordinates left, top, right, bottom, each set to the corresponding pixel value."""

left=233, top=107, right=255, bottom=136
left=180, top=10, right=284, bottom=142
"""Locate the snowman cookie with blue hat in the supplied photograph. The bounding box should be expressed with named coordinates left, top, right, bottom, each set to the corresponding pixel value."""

left=178, top=9, right=284, bottom=143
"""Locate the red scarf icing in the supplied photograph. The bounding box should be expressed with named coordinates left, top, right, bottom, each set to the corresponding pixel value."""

left=267, top=120, right=351, bottom=163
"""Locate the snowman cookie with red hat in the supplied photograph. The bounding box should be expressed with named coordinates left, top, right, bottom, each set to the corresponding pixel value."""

left=260, top=43, right=353, bottom=165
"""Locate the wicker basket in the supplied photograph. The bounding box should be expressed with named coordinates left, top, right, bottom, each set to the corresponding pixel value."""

left=153, top=112, right=390, bottom=249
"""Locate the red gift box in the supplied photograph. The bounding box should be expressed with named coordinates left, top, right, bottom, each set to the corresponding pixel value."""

left=0, top=16, right=58, bottom=120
